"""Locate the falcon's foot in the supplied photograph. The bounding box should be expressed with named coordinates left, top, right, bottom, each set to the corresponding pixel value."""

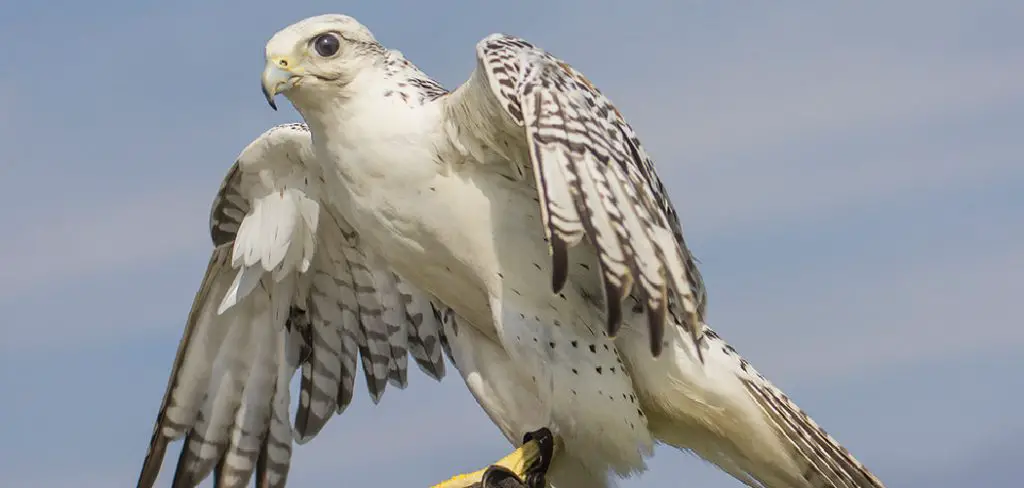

left=430, top=428, right=557, bottom=488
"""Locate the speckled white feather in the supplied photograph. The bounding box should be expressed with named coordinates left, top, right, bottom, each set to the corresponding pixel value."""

left=137, top=124, right=450, bottom=488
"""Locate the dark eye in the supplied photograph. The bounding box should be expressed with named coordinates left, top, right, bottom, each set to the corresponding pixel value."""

left=313, top=33, right=340, bottom=57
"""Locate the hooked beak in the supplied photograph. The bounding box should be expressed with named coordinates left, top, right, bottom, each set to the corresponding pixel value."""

left=261, top=58, right=298, bottom=111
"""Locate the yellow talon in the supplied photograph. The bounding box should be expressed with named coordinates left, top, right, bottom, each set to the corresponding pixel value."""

left=431, top=470, right=488, bottom=488
left=430, top=434, right=554, bottom=488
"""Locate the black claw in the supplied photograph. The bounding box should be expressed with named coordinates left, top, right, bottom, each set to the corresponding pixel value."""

left=479, top=465, right=529, bottom=488
left=521, top=427, right=554, bottom=488
left=524, top=471, right=546, bottom=488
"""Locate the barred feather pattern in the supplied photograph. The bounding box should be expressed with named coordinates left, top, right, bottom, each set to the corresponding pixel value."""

left=396, top=276, right=447, bottom=380
left=332, top=220, right=396, bottom=403
left=137, top=124, right=448, bottom=488
left=463, top=35, right=707, bottom=357
left=695, top=326, right=887, bottom=488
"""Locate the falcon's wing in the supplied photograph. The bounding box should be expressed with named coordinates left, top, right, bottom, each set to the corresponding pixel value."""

left=444, top=36, right=888, bottom=488
left=444, top=35, right=706, bottom=357
left=138, top=124, right=447, bottom=488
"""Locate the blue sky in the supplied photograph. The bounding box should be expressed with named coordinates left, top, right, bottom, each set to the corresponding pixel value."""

left=1, top=1, right=1021, bottom=487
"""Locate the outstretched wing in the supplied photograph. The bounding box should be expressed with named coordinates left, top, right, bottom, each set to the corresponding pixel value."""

left=445, top=35, right=706, bottom=357
left=138, top=124, right=447, bottom=488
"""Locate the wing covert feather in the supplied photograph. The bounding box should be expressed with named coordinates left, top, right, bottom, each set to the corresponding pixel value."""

left=448, top=35, right=706, bottom=357
left=138, top=124, right=448, bottom=488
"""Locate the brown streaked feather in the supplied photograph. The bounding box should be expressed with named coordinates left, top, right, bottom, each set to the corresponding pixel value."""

left=742, top=378, right=886, bottom=488
left=455, top=35, right=706, bottom=358
left=138, top=247, right=232, bottom=488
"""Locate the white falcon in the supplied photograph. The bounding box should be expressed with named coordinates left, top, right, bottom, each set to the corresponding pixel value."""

left=138, top=14, right=887, bottom=488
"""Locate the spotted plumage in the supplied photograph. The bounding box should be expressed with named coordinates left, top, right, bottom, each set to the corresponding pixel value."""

left=138, top=14, right=886, bottom=488
left=468, top=34, right=706, bottom=356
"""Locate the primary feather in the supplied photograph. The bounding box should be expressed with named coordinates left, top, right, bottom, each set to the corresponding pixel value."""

left=137, top=124, right=447, bottom=487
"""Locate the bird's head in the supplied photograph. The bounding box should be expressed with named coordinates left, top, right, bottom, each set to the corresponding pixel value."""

left=261, top=14, right=382, bottom=111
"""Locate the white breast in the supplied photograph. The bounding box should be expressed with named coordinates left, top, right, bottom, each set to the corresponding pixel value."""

left=308, top=109, right=502, bottom=328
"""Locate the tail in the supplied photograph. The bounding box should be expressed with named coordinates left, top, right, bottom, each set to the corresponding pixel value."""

left=618, top=317, right=886, bottom=488
left=732, top=344, right=886, bottom=488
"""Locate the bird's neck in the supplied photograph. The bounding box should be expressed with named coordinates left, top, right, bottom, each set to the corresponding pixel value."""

left=295, top=69, right=448, bottom=199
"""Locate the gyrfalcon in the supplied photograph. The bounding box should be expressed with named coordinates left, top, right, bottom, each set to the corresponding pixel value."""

left=137, top=13, right=887, bottom=488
